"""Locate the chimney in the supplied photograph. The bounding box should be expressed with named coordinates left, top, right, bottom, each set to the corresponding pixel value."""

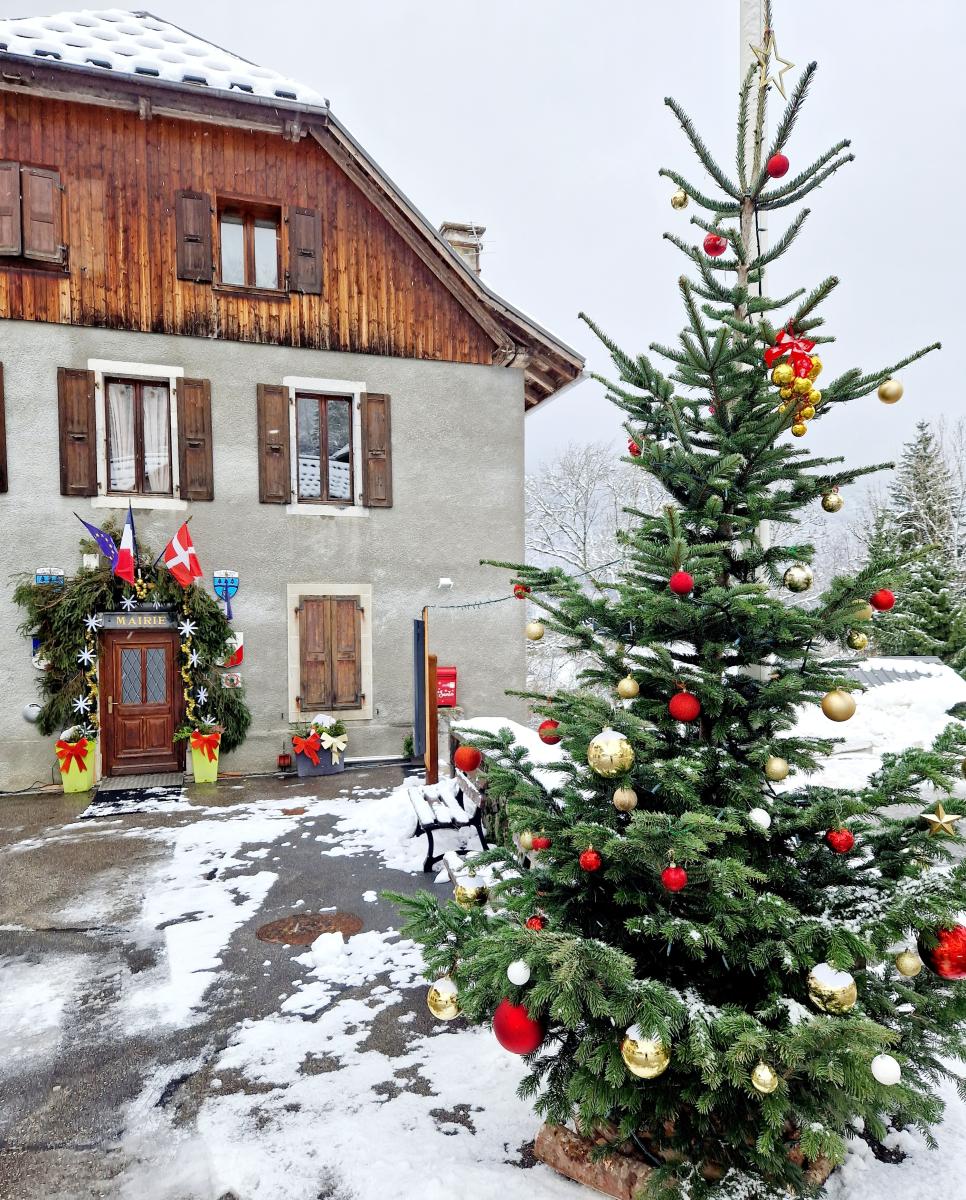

left=439, top=221, right=485, bottom=275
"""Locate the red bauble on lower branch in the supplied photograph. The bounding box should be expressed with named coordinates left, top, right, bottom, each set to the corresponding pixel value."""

left=918, top=925, right=966, bottom=980
left=703, top=233, right=727, bottom=257
left=669, top=570, right=694, bottom=596
left=627, top=438, right=642, bottom=457
left=870, top=588, right=896, bottom=611
left=668, top=690, right=701, bottom=722
left=512, top=583, right=530, bottom=599
left=492, top=998, right=546, bottom=1054
left=766, top=152, right=790, bottom=178
left=531, top=835, right=552, bottom=851
left=661, top=864, right=688, bottom=892
left=825, top=828, right=855, bottom=854
left=579, top=847, right=603, bottom=872
left=453, top=745, right=483, bottom=773
left=538, top=719, right=562, bottom=745
left=525, top=915, right=545, bottom=931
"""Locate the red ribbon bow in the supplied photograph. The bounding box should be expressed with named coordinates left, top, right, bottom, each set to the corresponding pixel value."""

left=55, top=737, right=89, bottom=775
left=190, top=730, right=221, bottom=762
left=764, top=327, right=816, bottom=378
left=292, top=730, right=321, bottom=766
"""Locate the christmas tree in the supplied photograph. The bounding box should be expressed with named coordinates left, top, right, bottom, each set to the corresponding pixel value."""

left=393, top=9, right=966, bottom=1196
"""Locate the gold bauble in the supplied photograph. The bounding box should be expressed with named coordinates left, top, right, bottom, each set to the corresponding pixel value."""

left=670, top=187, right=688, bottom=210
left=613, top=786, right=638, bottom=813
left=519, top=830, right=535, bottom=852
left=852, top=600, right=875, bottom=622
left=846, top=630, right=869, bottom=651
left=808, top=355, right=823, bottom=380
left=454, top=876, right=489, bottom=908
left=793, top=376, right=813, bottom=397
left=807, top=389, right=822, bottom=406
left=799, top=404, right=816, bottom=421
left=525, top=621, right=545, bottom=642
left=427, top=977, right=461, bottom=1021
left=779, top=386, right=794, bottom=400
left=751, top=1062, right=779, bottom=1094
left=895, top=949, right=923, bottom=978
left=771, top=362, right=795, bottom=387
left=587, top=728, right=635, bottom=778
left=783, top=564, right=813, bottom=593
left=821, top=688, right=856, bottom=722
left=877, top=378, right=903, bottom=405
left=616, top=676, right=640, bottom=700
left=821, top=492, right=844, bottom=513
left=791, top=422, right=808, bottom=438
left=621, top=1027, right=671, bottom=1079
left=764, top=755, right=789, bottom=782
left=777, top=403, right=788, bottom=414
left=807, top=963, right=858, bottom=1013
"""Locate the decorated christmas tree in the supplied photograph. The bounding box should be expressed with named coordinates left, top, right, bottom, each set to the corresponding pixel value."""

left=394, top=8, right=966, bottom=1196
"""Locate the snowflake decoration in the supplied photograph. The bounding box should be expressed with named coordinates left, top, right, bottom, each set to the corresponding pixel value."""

left=188, top=649, right=201, bottom=668
left=120, top=593, right=138, bottom=612
left=84, top=613, right=103, bottom=634
left=195, top=686, right=209, bottom=707
left=72, top=694, right=92, bottom=714
left=152, top=596, right=163, bottom=610
left=178, top=618, right=197, bottom=638
left=77, top=647, right=96, bottom=667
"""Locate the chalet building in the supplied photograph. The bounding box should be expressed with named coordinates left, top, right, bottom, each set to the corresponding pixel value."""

left=0, top=9, right=582, bottom=788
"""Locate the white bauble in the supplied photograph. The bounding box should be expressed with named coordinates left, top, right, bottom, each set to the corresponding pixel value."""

left=870, top=1054, right=901, bottom=1086
left=507, top=959, right=531, bottom=987
left=748, top=807, right=772, bottom=831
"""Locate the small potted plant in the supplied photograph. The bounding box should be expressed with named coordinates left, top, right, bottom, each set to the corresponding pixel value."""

left=176, top=717, right=222, bottom=784
left=291, top=714, right=348, bottom=778
left=56, top=724, right=96, bottom=794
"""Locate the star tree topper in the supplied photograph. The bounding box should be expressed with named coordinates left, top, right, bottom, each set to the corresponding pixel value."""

left=750, top=29, right=794, bottom=100
left=919, top=802, right=963, bottom=836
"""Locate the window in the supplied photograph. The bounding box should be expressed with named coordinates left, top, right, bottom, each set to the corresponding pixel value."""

left=296, top=393, right=353, bottom=504
left=218, top=202, right=280, bottom=289
left=105, top=377, right=172, bottom=496
left=0, top=161, right=65, bottom=265
left=287, top=582, right=373, bottom=721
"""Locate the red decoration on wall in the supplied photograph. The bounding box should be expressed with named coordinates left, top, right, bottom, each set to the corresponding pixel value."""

left=766, top=153, right=790, bottom=178
left=703, top=233, right=727, bottom=257
left=538, top=719, right=562, bottom=745
left=579, top=847, right=602, bottom=872
left=870, top=589, right=896, bottom=611
left=492, top=998, right=545, bottom=1054
left=661, top=864, right=688, bottom=892
left=669, top=570, right=694, bottom=596
left=525, top=915, right=545, bottom=931
left=513, top=584, right=530, bottom=599
left=531, top=835, right=552, bottom=851
left=825, top=828, right=855, bottom=854
left=918, top=926, right=966, bottom=980
left=668, top=691, right=701, bottom=722
left=454, top=745, right=483, bottom=773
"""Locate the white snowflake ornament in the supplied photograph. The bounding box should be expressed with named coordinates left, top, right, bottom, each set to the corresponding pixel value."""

left=120, top=594, right=138, bottom=612
left=77, top=647, right=96, bottom=667
left=195, top=686, right=209, bottom=706
left=84, top=614, right=103, bottom=634
left=188, top=649, right=201, bottom=668
left=178, top=618, right=197, bottom=638
left=72, top=694, right=92, bottom=714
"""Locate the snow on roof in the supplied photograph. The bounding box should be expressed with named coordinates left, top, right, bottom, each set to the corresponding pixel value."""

left=0, top=8, right=324, bottom=105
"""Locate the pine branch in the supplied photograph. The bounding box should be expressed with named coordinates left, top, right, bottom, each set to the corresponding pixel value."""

left=735, top=63, right=757, bottom=193
left=663, top=96, right=742, bottom=200
left=764, top=154, right=855, bottom=211
left=657, top=169, right=741, bottom=216
left=750, top=62, right=819, bottom=196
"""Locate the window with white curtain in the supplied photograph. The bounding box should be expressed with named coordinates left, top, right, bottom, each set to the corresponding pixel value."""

left=106, top=378, right=172, bottom=495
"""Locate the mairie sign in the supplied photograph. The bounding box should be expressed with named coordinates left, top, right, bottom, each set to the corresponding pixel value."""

left=101, top=610, right=178, bottom=630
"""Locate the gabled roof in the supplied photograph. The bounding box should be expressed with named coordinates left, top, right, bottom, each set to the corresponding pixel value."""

left=0, top=8, right=584, bottom=407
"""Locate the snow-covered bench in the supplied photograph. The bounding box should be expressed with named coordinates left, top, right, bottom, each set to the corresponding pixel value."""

left=407, top=776, right=488, bottom=873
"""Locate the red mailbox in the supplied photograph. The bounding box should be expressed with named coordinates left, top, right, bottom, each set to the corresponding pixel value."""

left=436, top=665, right=457, bottom=707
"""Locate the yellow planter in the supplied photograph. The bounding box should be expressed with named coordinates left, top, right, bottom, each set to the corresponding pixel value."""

left=58, top=738, right=96, bottom=793
left=189, top=739, right=220, bottom=783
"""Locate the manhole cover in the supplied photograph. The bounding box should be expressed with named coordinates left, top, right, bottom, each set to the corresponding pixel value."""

left=256, top=913, right=363, bottom=945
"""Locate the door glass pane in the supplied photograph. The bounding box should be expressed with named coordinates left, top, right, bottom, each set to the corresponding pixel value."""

left=220, top=213, right=245, bottom=285
left=253, top=218, right=279, bottom=288
left=145, top=648, right=167, bottom=704
left=326, top=398, right=352, bottom=501
left=120, top=648, right=141, bottom=705
left=141, top=384, right=171, bottom=495
left=297, top=395, right=322, bottom=499
left=107, top=381, right=136, bottom=492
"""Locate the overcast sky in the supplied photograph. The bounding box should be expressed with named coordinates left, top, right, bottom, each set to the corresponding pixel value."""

left=6, top=0, right=964, bottom=482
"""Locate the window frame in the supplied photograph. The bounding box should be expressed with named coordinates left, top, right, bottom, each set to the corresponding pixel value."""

left=216, top=197, right=282, bottom=292
left=0, top=160, right=68, bottom=272
left=295, top=391, right=355, bottom=506
left=282, top=375, right=367, bottom=518
left=286, top=581, right=373, bottom=723
left=104, top=375, right=174, bottom=498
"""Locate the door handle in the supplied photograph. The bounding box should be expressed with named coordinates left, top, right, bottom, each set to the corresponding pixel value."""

left=107, top=695, right=114, bottom=714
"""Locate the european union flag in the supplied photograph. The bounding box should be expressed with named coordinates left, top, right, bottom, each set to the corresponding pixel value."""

left=74, top=514, right=118, bottom=568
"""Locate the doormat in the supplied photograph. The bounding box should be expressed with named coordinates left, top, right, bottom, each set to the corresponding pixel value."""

left=79, top=780, right=188, bottom=819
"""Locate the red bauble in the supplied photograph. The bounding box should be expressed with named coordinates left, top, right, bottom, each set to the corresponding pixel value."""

left=703, top=233, right=727, bottom=258
left=870, top=588, right=896, bottom=612
left=579, top=847, right=603, bottom=872
left=525, top=915, right=545, bottom=931
left=492, top=998, right=546, bottom=1054
left=668, top=691, right=701, bottom=722
left=661, top=864, right=688, bottom=892
left=669, top=570, right=694, bottom=596
left=766, top=153, right=790, bottom=179
left=531, top=835, right=552, bottom=851
left=825, top=828, right=855, bottom=854
left=453, top=745, right=482, bottom=773
left=538, top=719, right=562, bottom=745
left=918, top=925, right=966, bottom=980
left=513, top=583, right=530, bottom=599
left=628, top=438, right=642, bottom=457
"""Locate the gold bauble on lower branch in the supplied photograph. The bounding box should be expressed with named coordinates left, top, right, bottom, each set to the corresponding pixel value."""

left=518, top=830, right=535, bottom=852
left=821, top=491, right=844, bottom=513
left=783, top=564, right=813, bottom=593
left=821, top=688, right=856, bottom=722
left=525, top=621, right=545, bottom=642
left=427, top=976, right=461, bottom=1021
left=620, top=1025, right=671, bottom=1079
left=793, top=376, right=813, bottom=397
left=587, top=728, right=635, bottom=778
left=846, top=630, right=869, bottom=651
left=799, top=404, right=816, bottom=421
left=877, top=377, right=904, bottom=404
left=454, top=874, right=489, bottom=908
left=616, top=676, right=640, bottom=700
left=670, top=186, right=688, bottom=210
left=808, top=355, right=823, bottom=380
left=894, top=949, right=923, bottom=978
left=771, top=362, right=795, bottom=388
left=751, top=1061, right=779, bottom=1094
left=613, top=786, right=638, bottom=813
left=851, top=600, right=875, bottom=622
left=807, top=962, right=858, bottom=1013
left=764, top=755, right=790, bottom=782
left=791, top=422, right=808, bottom=438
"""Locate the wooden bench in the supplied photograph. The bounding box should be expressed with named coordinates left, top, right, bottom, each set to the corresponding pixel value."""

left=407, top=772, right=488, bottom=872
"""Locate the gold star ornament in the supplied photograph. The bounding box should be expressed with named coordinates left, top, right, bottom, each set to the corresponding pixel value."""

left=919, top=802, right=963, bottom=837
left=750, top=30, right=795, bottom=100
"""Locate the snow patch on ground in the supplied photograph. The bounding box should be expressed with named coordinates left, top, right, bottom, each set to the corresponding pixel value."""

left=0, top=953, right=94, bottom=1074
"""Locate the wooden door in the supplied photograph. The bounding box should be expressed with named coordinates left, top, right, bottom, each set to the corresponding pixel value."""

left=101, top=631, right=183, bottom=775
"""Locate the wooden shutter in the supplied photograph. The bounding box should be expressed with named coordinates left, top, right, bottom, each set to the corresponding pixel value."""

left=21, top=167, right=63, bottom=263
left=175, top=189, right=212, bottom=282
left=57, top=367, right=97, bottom=496
left=298, top=595, right=362, bottom=711
left=257, top=383, right=291, bottom=503
left=361, top=392, right=392, bottom=507
left=0, top=162, right=21, bottom=256
left=0, top=364, right=7, bottom=493
left=177, top=377, right=213, bottom=501
left=288, top=206, right=322, bottom=294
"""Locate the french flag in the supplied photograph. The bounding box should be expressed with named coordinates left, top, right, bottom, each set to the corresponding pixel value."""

left=115, top=504, right=137, bottom=585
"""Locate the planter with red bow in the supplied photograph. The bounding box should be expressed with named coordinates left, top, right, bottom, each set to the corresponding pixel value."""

left=188, top=728, right=221, bottom=783
left=291, top=717, right=348, bottom=777
left=56, top=728, right=96, bottom=794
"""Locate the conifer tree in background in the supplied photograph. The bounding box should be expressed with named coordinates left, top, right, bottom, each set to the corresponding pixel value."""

left=394, top=8, right=966, bottom=1195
